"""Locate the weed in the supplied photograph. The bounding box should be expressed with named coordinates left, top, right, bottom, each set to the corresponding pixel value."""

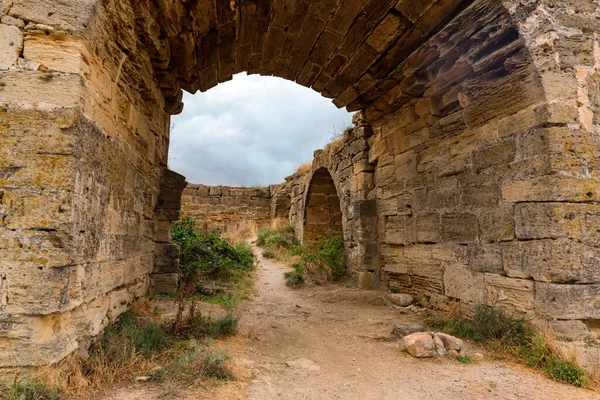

left=545, top=357, right=586, bottom=387
left=262, top=248, right=275, bottom=258
left=284, top=264, right=305, bottom=288
left=0, top=377, right=65, bottom=400
left=295, top=162, right=312, bottom=175
left=176, top=312, right=239, bottom=340
left=425, top=304, right=588, bottom=388
left=456, top=355, right=471, bottom=364
left=389, top=287, right=401, bottom=294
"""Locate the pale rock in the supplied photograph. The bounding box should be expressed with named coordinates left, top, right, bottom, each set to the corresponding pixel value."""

left=285, top=358, right=320, bottom=372
left=435, top=333, right=463, bottom=351
left=391, top=322, right=426, bottom=338
left=434, top=333, right=447, bottom=356
left=471, top=352, right=485, bottom=361
left=0, top=24, right=22, bottom=70
left=448, top=349, right=459, bottom=358
left=401, top=332, right=437, bottom=358
left=388, top=293, right=414, bottom=307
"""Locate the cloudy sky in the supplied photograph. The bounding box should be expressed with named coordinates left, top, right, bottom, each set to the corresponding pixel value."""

left=168, top=73, right=353, bottom=186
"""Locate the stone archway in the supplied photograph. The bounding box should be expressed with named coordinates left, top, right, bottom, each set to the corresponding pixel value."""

left=3, top=0, right=600, bottom=369
left=302, top=167, right=343, bottom=244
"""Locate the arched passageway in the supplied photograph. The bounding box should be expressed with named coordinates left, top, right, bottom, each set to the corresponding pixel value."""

left=303, top=168, right=343, bottom=243
left=3, top=0, right=600, bottom=370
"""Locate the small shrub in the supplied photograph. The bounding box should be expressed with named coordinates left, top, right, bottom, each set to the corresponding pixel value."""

left=389, top=287, right=401, bottom=294
left=425, top=304, right=590, bottom=388
left=456, top=355, right=471, bottom=364
left=176, top=312, right=239, bottom=340
left=471, top=305, right=531, bottom=346
left=284, top=264, right=305, bottom=288
left=545, top=357, right=586, bottom=387
left=101, top=311, right=168, bottom=359
left=262, top=248, right=275, bottom=258
left=151, top=341, right=234, bottom=384
left=172, top=217, right=256, bottom=285
left=0, top=378, right=65, bottom=400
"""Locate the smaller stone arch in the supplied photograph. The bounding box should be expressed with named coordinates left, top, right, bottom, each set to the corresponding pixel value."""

left=302, top=168, right=343, bottom=244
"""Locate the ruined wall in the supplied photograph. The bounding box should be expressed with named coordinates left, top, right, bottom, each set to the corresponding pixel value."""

left=360, top=0, right=600, bottom=371
left=0, top=0, right=176, bottom=365
left=3, top=0, right=600, bottom=374
left=181, top=184, right=273, bottom=234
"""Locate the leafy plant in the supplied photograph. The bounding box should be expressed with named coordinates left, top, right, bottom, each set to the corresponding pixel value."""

left=456, top=355, right=471, bottom=364
left=284, top=264, right=305, bottom=288
left=425, top=304, right=588, bottom=388
left=0, top=378, right=65, bottom=400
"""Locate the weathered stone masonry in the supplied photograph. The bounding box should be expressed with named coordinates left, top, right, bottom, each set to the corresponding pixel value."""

left=182, top=184, right=273, bottom=234
left=1, top=0, right=600, bottom=373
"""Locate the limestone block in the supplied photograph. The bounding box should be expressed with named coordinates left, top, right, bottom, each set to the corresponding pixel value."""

left=503, top=177, right=600, bottom=203
left=401, top=332, right=436, bottom=358
left=466, top=244, right=503, bottom=275
left=415, top=213, right=440, bottom=243
left=479, top=206, right=514, bottom=242
left=549, top=320, right=596, bottom=343
left=153, top=243, right=180, bottom=274
left=502, top=239, right=600, bottom=284
left=484, top=274, right=535, bottom=317
left=10, top=0, right=96, bottom=32
left=0, top=24, right=22, bottom=69
left=441, top=213, right=478, bottom=243
left=394, top=151, right=417, bottom=180
left=473, top=139, right=516, bottom=171
left=358, top=271, right=375, bottom=289
left=23, top=33, right=90, bottom=75
left=151, top=273, right=178, bottom=294
left=515, top=202, right=600, bottom=243
left=444, top=263, right=484, bottom=303
left=535, top=282, right=600, bottom=320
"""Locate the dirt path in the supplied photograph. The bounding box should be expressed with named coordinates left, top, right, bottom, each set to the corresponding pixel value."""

left=104, top=246, right=600, bottom=399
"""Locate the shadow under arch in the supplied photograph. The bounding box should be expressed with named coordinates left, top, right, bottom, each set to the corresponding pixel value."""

left=302, top=167, right=343, bottom=244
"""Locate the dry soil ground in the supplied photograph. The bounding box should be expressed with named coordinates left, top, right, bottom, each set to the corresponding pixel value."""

left=101, top=246, right=600, bottom=400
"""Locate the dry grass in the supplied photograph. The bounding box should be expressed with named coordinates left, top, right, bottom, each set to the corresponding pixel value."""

left=6, top=298, right=237, bottom=399
left=223, top=220, right=259, bottom=242
left=295, top=161, right=312, bottom=175
left=324, top=125, right=353, bottom=154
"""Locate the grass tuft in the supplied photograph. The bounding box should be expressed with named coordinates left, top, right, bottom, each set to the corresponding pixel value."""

left=425, top=304, right=589, bottom=388
left=284, top=264, right=305, bottom=287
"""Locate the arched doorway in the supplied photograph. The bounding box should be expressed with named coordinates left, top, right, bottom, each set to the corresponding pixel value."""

left=303, top=168, right=342, bottom=243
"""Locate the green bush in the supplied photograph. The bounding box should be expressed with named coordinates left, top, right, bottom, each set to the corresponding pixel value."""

left=425, top=304, right=588, bottom=388
left=176, top=312, right=240, bottom=340
left=0, top=378, right=64, bottom=400
left=101, top=311, right=168, bottom=360
left=293, top=231, right=347, bottom=282
left=284, top=264, right=305, bottom=288
left=257, top=226, right=298, bottom=248
left=545, top=357, right=585, bottom=387
left=152, top=341, right=233, bottom=384
left=172, top=217, right=256, bottom=285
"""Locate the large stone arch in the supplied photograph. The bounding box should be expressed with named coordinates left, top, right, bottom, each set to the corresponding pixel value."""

left=2, top=0, right=600, bottom=369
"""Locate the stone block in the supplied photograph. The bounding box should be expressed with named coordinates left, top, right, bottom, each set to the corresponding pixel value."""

left=153, top=243, right=180, bottom=274
left=0, top=24, right=22, bottom=70
left=515, top=202, right=600, bottom=243
left=441, top=213, right=478, bottom=243
left=484, top=274, right=535, bottom=318
left=535, top=282, right=600, bottom=320
left=394, top=151, right=417, bottom=180
left=502, top=239, right=600, bottom=284
left=415, top=213, right=440, bottom=243
left=479, top=206, right=514, bottom=242
left=150, top=273, right=179, bottom=294
left=10, top=0, right=96, bottom=32
left=444, top=263, right=484, bottom=303
left=358, top=271, right=376, bottom=289
left=473, top=139, right=516, bottom=171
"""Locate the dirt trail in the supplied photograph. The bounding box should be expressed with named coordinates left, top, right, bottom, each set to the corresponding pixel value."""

left=104, top=246, right=600, bottom=400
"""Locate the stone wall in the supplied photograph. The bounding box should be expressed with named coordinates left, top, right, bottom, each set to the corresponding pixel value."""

left=0, top=0, right=176, bottom=366
left=181, top=184, right=273, bottom=234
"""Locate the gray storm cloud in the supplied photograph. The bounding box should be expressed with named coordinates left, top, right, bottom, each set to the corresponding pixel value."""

left=168, top=73, right=353, bottom=186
